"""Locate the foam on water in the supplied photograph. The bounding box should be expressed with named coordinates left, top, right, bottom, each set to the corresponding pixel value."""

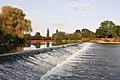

left=40, top=43, right=93, bottom=80
left=0, top=43, right=84, bottom=80
left=1, top=43, right=120, bottom=80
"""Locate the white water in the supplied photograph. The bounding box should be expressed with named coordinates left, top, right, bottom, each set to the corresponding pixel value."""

left=0, top=42, right=94, bottom=80
left=1, top=42, right=120, bottom=80
left=40, top=43, right=93, bottom=80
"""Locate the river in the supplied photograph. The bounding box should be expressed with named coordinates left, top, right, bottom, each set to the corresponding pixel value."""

left=0, top=43, right=120, bottom=80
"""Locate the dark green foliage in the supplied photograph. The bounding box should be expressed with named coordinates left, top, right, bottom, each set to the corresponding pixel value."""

left=52, top=30, right=66, bottom=41
left=31, top=32, right=42, bottom=40
left=82, top=28, right=95, bottom=38
left=35, top=32, right=41, bottom=36
left=24, top=34, right=31, bottom=40
left=115, top=25, right=120, bottom=37
left=95, top=20, right=119, bottom=38
left=47, top=28, right=49, bottom=38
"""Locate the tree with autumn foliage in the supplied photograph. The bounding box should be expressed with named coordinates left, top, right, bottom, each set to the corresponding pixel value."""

left=0, top=5, right=32, bottom=41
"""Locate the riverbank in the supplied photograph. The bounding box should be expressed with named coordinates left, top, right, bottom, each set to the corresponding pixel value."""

left=62, top=38, right=120, bottom=44
left=96, top=41, right=120, bottom=44
left=90, top=38, right=120, bottom=44
left=0, top=42, right=120, bottom=79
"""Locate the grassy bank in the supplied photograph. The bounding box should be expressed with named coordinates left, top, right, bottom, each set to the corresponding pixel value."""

left=61, top=38, right=120, bottom=44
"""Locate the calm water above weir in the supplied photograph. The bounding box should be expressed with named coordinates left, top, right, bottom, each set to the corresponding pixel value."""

left=0, top=42, right=65, bottom=54
left=0, top=43, right=120, bottom=80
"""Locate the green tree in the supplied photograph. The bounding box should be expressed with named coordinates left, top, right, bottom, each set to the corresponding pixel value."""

left=74, top=29, right=81, bottom=33
left=24, top=34, right=31, bottom=40
left=73, top=29, right=82, bottom=40
left=95, top=20, right=116, bottom=38
left=95, top=29, right=107, bottom=38
left=47, top=28, right=49, bottom=38
left=31, top=32, right=42, bottom=40
left=115, top=25, right=120, bottom=37
left=35, top=32, right=41, bottom=36
left=0, top=14, right=4, bottom=39
left=24, top=19, right=32, bottom=34
left=46, top=28, right=51, bottom=40
left=82, top=28, right=94, bottom=38
left=52, top=30, right=66, bottom=41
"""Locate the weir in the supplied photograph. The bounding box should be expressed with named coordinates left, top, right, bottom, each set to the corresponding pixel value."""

left=0, top=43, right=89, bottom=80
left=0, top=42, right=120, bottom=80
left=40, top=43, right=93, bottom=80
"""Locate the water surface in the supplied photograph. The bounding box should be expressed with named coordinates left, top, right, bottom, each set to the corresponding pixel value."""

left=0, top=43, right=120, bottom=80
left=0, top=42, right=64, bottom=54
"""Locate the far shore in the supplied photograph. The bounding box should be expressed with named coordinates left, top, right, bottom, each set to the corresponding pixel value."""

left=29, top=38, right=120, bottom=44
left=95, top=41, right=120, bottom=44
left=62, top=38, right=120, bottom=44
left=90, top=38, right=120, bottom=44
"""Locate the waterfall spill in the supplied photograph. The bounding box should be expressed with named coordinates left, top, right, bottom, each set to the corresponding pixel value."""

left=0, top=43, right=120, bottom=80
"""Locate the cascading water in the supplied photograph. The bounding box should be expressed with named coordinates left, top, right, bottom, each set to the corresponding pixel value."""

left=0, top=43, right=86, bottom=80
left=0, top=42, right=120, bottom=80
left=40, top=43, right=93, bottom=80
left=41, top=43, right=120, bottom=80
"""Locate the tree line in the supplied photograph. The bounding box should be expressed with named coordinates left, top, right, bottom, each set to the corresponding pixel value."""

left=1, top=5, right=120, bottom=43
left=51, top=20, right=120, bottom=41
left=25, top=20, right=120, bottom=41
left=24, top=32, right=51, bottom=40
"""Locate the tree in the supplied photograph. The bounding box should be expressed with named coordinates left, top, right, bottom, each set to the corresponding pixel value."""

left=24, top=19, right=32, bottom=34
left=47, top=28, right=49, bottom=38
left=24, top=34, right=31, bottom=40
left=82, top=28, right=94, bottom=38
left=46, top=28, right=50, bottom=40
left=115, top=25, right=120, bottom=37
left=0, top=14, right=4, bottom=39
left=31, top=32, right=42, bottom=40
left=56, top=29, right=58, bottom=33
left=73, top=29, right=82, bottom=40
left=74, top=29, right=81, bottom=33
left=69, top=34, right=80, bottom=40
left=1, top=5, right=32, bottom=39
left=95, top=29, right=107, bottom=38
left=35, top=32, right=41, bottom=36
left=95, top=20, right=116, bottom=38
left=52, top=30, right=66, bottom=41
left=0, top=13, right=2, bottom=27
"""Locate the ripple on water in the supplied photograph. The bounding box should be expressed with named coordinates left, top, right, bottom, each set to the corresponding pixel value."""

left=0, top=43, right=120, bottom=80
left=40, top=43, right=120, bottom=80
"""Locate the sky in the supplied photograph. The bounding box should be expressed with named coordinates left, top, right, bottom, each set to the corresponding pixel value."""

left=0, top=0, right=120, bottom=36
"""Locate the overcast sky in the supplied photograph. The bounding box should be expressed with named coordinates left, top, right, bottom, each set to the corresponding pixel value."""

left=1, top=0, right=120, bottom=36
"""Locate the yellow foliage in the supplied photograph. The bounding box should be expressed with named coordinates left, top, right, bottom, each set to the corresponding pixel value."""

left=15, top=30, right=24, bottom=38
left=0, top=5, right=32, bottom=38
left=4, top=26, right=12, bottom=34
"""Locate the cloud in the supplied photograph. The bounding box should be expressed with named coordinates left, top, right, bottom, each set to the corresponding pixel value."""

left=71, top=1, right=92, bottom=11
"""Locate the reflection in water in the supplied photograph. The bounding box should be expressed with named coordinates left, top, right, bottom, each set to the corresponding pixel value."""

left=0, top=43, right=24, bottom=54
left=46, top=42, right=50, bottom=47
left=0, top=41, right=69, bottom=54
left=32, top=42, right=42, bottom=48
left=52, top=42, right=68, bottom=46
